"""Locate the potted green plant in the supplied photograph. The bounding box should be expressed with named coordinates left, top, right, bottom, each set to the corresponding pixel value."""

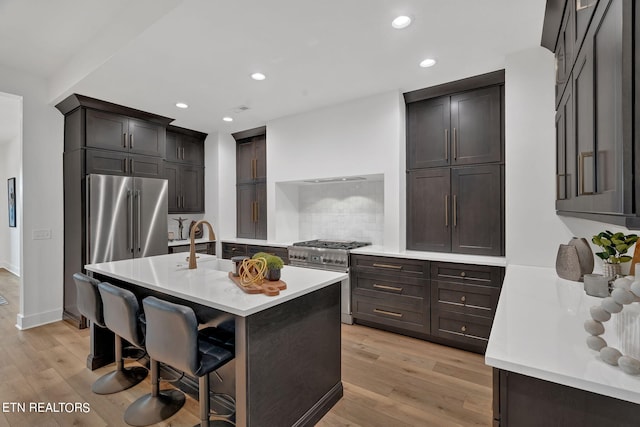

left=252, top=252, right=284, bottom=281
left=592, top=231, right=638, bottom=278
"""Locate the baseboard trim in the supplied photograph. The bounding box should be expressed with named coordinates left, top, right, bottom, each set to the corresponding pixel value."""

left=0, top=262, right=20, bottom=277
left=16, top=309, right=63, bottom=330
left=293, top=381, right=343, bottom=427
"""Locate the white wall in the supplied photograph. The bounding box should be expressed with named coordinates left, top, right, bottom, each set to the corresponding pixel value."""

left=0, top=133, right=22, bottom=275
left=0, top=65, right=64, bottom=329
left=266, top=91, right=405, bottom=249
left=505, top=47, right=632, bottom=271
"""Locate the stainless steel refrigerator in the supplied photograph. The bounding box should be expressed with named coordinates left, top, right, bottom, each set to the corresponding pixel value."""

left=87, top=174, right=168, bottom=264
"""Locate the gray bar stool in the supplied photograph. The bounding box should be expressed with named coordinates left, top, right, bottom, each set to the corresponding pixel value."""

left=73, top=273, right=147, bottom=394
left=129, top=296, right=235, bottom=427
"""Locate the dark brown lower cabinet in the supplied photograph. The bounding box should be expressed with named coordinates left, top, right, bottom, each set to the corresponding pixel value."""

left=407, top=164, right=503, bottom=256
left=351, top=255, right=503, bottom=354
left=494, top=369, right=640, bottom=427
left=167, top=241, right=215, bottom=255
left=221, top=242, right=289, bottom=264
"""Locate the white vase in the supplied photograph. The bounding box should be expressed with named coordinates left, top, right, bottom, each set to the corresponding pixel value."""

left=603, top=262, right=622, bottom=279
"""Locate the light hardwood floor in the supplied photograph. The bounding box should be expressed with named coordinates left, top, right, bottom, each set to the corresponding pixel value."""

left=0, top=269, right=492, bottom=426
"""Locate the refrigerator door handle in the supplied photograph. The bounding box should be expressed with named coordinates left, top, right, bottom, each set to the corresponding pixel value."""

left=136, top=190, right=141, bottom=253
left=128, top=190, right=134, bottom=253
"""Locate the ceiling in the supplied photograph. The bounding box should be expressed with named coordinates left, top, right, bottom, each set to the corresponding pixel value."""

left=0, top=0, right=547, bottom=135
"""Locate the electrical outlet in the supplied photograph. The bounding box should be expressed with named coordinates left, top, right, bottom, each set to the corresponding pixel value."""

left=32, top=229, right=51, bottom=240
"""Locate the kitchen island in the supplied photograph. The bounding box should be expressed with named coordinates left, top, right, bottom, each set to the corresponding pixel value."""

left=486, top=265, right=640, bottom=426
left=85, top=253, right=347, bottom=427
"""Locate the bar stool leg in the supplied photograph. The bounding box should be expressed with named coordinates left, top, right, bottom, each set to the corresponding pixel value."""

left=194, top=374, right=235, bottom=427
left=124, top=359, right=185, bottom=426
left=92, top=335, right=147, bottom=395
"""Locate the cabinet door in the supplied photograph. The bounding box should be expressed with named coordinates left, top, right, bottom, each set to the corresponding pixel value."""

left=407, top=96, right=451, bottom=169
left=407, top=169, right=451, bottom=252
left=86, top=110, right=129, bottom=151
left=451, top=165, right=502, bottom=256
left=253, top=136, right=267, bottom=180
left=85, top=149, right=128, bottom=176
left=555, top=0, right=575, bottom=105
left=181, top=135, right=204, bottom=165
left=165, top=162, right=180, bottom=213
left=255, top=182, right=267, bottom=239
left=130, top=154, right=163, bottom=179
left=237, top=184, right=256, bottom=238
left=236, top=141, right=255, bottom=184
left=556, top=83, right=575, bottom=204
left=575, top=0, right=599, bottom=50
left=166, top=132, right=180, bottom=162
left=450, top=86, right=501, bottom=166
left=181, top=165, right=204, bottom=213
left=128, top=118, right=165, bottom=157
left=573, top=39, right=595, bottom=198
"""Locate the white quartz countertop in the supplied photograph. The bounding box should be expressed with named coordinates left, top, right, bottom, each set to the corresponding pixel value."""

left=220, top=238, right=292, bottom=248
left=85, top=253, right=347, bottom=317
left=168, top=238, right=214, bottom=247
left=485, top=264, right=640, bottom=404
left=350, top=245, right=507, bottom=267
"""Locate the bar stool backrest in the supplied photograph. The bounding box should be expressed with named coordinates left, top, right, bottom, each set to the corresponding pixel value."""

left=98, top=282, right=145, bottom=348
left=142, top=296, right=199, bottom=376
left=73, top=272, right=105, bottom=328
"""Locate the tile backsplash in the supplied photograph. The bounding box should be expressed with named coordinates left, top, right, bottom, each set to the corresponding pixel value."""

left=298, top=180, right=384, bottom=244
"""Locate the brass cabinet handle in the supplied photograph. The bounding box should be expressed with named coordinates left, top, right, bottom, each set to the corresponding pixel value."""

left=176, top=146, right=180, bottom=159
left=372, top=263, right=403, bottom=270
left=123, top=133, right=128, bottom=148
left=255, top=201, right=259, bottom=222
left=123, top=158, right=128, bottom=174
left=252, top=158, right=258, bottom=179
left=444, top=128, right=449, bottom=161
left=177, top=196, right=181, bottom=208
left=373, top=284, right=403, bottom=292
left=130, top=158, right=134, bottom=174
left=453, top=127, right=457, bottom=160
left=181, top=147, right=185, bottom=160
left=374, top=308, right=403, bottom=318
left=460, top=271, right=466, bottom=277
left=461, top=295, right=466, bottom=303
left=445, top=194, right=449, bottom=227
left=453, top=194, right=457, bottom=227
left=130, top=133, right=134, bottom=149
left=181, top=195, right=184, bottom=208
left=461, top=325, right=467, bottom=332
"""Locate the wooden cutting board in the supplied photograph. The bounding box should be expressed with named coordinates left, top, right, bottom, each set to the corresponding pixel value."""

left=228, top=272, right=287, bottom=296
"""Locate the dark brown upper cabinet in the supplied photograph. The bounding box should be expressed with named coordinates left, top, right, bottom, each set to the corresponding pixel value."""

left=236, top=134, right=266, bottom=184
left=233, top=126, right=267, bottom=239
left=544, top=0, right=635, bottom=227
left=407, top=81, right=502, bottom=170
left=166, top=162, right=204, bottom=214
left=166, top=125, right=206, bottom=165
left=86, top=109, right=166, bottom=158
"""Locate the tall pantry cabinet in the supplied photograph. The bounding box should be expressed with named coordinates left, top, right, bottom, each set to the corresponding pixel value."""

left=233, top=126, right=267, bottom=240
left=405, top=71, right=505, bottom=256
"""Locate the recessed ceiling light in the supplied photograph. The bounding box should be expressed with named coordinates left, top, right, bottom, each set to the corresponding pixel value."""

left=175, top=102, right=189, bottom=109
left=251, top=72, right=266, bottom=81
left=222, top=116, right=233, bottom=122
left=392, top=16, right=412, bottom=29
left=419, top=58, right=437, bottom=68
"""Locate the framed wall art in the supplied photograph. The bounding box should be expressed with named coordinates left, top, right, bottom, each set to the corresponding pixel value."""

left=8, top=177, right=16, bottom=227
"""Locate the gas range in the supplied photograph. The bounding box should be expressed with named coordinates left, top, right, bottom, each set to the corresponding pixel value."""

left=288, top=240, right=370, bottom=272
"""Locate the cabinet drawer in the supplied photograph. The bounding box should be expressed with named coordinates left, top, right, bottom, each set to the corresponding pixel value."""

left=431, top=309, right=493, bottom=348
left=352, top=271, right=426, bottom=299
left=432, top=281, right=499, bottom=318
left=169, top=243, right=214, bottom=255
left=431, top=262, right=503, bottom=287
left=353, top=295, right=428, bottom=333
left=248, top=245, right=290, bottom=264
left=221, top=243, right=247, bottom=259
left=351, top=254, right=429, bottom=277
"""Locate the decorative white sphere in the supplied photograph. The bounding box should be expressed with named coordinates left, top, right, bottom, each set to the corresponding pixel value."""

left=584, top=319, right=605, bottom=336
left=600, top=347, right=623, bottom=366
left=590, top=305, right=611, bottom=322
left=630, top=280, right=640, bottom=297
left=602, top=297, right=624, bottom=314
left=619, top=356, right=640, bottom=375
left=612, top=288, right=636, bottom=305
left=587, top=336, right=607, bottom=351
left=613, top=277, right=632, bottom=290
